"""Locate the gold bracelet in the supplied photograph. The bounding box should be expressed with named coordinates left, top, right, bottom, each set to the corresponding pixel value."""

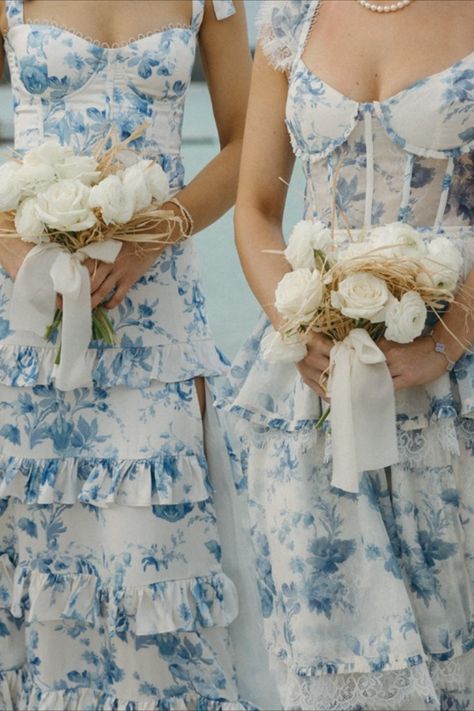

left=166, top=198, right=194, bottom=238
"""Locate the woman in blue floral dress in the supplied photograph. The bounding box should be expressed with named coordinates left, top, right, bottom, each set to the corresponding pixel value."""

left=224, top=0, right=474, bottom=709
left=0, top=0, right=263, bottom=708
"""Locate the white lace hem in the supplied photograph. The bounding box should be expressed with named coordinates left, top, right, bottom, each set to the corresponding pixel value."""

left=272, top=649, right=474, bottom=711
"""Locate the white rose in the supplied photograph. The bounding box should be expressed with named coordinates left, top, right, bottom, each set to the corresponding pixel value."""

left=384, top=291, right=427, bottom=343
left=0, top=161, right=22, bottom=211
left=284, top=220, right=332, bottom=270
left=36, top=179, right=96, bottom=231
left=141, top=160, right=169, bottom=204
left=122, top=162, right=153, bottom=211
left=419, top=237, right=463, bottom=291
left=23, top=140, right=70, bottom=168
left=14, top=197, right=45, bottom=242
left=16, top=162, right=56, bottom=197
left=369, top=222, right=426, bottom=258
left=261, top=329, right=308, bottom=363
left=275, top=268, right=323, bottom=323
left=331, top=273, right=392, bottom=322
left=55, top=155, right=100, bottom=185
left=89, top=174, right=135, bottom=225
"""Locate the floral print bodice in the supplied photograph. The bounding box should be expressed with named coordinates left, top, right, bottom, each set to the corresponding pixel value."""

left=0, top=0, right=236, bottom=388
left=4, top=0, right=235, bottom=188
left=259, top=0, right=474, bottom=234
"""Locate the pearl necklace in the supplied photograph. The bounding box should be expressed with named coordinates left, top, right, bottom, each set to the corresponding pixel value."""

left=357, top=0, right=413, bottom=13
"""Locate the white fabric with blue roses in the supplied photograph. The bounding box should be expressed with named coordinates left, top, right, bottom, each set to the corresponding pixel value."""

left=221, top=1, right=474, bottom=710
left=0, top=1, right=260, bottom=710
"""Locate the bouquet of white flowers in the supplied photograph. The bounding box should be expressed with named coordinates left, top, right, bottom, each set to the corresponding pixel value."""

left=263, top=219, right=465, bottom=492
left=0, top=128, right=184, bottom=390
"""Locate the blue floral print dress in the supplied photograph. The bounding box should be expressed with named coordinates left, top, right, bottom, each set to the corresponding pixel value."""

left=0, top=1, right=257, bottom=709
left=222, top=1, right=474, bottom=709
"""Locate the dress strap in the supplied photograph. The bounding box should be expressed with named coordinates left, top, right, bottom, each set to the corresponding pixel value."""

left=191, top=0, right=235, bottom=30
left=211, top=0, right=235, bottom=21
left=294, top=0, right=321, bottom=65
left=5, top=0, right=24, bottom=29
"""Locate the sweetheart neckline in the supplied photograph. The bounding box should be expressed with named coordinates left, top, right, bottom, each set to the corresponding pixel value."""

left=296, top=50, right=474, bottom=106
left=5, top=19, right=194, bottom=51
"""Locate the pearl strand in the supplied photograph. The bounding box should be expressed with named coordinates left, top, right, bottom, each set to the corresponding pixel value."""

left=357, top=0, right=413, bottom=13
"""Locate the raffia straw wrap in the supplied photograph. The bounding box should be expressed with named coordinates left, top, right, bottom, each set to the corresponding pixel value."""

left=0, top=123, right=186, bottom=252
left=281, top=248, right=472, bottom=352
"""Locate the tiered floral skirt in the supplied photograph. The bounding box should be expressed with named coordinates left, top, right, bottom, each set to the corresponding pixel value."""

left=222, top=216, right=474, bottom=711
left=0, top=326, right=252, bottom=709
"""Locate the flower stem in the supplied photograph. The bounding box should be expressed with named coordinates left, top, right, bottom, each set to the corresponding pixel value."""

left=315, top=406, right=331, bottom=430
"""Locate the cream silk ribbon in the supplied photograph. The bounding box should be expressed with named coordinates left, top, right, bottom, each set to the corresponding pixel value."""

left=326, top=329, right=399, bottom=493
left=10, top=240, right=123, bottom=391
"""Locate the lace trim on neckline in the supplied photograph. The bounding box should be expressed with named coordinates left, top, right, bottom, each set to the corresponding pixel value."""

left=11, top=19, right=193, bottom=49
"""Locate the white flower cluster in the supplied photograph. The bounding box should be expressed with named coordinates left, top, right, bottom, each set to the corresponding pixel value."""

left=0, top=140, right=169, bottom=242
left=264, top=220, right=463, bottom=362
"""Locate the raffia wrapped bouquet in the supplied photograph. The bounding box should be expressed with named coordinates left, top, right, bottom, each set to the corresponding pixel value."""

left=263, top=220, right=465, bottom=493
left=0, top=129, right=186, bottom=391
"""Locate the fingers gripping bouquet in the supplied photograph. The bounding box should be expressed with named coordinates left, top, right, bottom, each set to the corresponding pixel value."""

left=263, top=220, right=465, bottom=493
left=0, top=128, right=186, bottom=391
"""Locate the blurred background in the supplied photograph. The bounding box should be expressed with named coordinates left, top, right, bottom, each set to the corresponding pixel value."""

left=0, top=0, right=304, bottom=359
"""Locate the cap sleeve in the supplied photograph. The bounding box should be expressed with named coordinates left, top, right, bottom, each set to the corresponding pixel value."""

left=211, top=0, right=236, bottom=20
left=256, top=0, right=312, bottom=73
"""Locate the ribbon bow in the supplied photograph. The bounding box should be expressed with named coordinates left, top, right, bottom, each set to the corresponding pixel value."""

left=326, top=329, right=399, bottom=493
left=9, top=240, right=122, bottom=391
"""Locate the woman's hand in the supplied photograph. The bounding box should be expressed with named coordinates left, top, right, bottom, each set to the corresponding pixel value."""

left=378, top=336, right=448, bottom=390
left=85, top=241, right=163, bottom=310
left=297, top=331, right=333, bottom=400
left=0, top=237, right=35, bottom=280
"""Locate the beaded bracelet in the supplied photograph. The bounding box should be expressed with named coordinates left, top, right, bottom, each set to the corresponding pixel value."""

left=428, top=331, right=456, bottom=372
left=166, top=198, right=194, bottom=238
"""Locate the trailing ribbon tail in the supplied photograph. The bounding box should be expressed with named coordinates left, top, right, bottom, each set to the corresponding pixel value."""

left=10, top=240, right=122, bottom=391
left=327, top=328, right=399, bottom=493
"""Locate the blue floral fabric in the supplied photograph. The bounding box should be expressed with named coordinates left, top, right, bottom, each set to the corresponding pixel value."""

left=222, top=1, right=474, bottom=709
left=0, top=1, right=256, bottom=709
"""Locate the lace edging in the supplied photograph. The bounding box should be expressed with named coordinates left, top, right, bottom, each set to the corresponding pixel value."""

left=275, top=659, right=439, bottom=711
left=10, top=18, right=193, bottom=49
left=255, top=1, right=298, bottom=73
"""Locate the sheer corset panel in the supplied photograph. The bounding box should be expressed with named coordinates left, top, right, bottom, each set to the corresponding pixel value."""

left=259, top=0, right=474, bottom=232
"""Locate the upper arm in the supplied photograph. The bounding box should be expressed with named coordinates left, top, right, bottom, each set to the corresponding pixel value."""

left=236, top=46, right=295, bottom=224
left=198, top=0, right=252, bottom=147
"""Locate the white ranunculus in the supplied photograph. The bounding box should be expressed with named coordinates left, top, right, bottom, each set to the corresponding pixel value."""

left=16, top=162, right=56, bottom=198
left=331, top=273, right=392, bottom=322
left=275, top=268, right=323, bottom=323
left=122, top=162, right=153, bottom=211
left=420, top=237, right=463, bottom=291
left=338, top=240, right=376, bottom=261
left=55, top=155, right=100, bottom=185
left=23, top=140, right=70, bottom=168
left=141, top=160, right=169, bottom=204
left=89, top=174, right=135, bottom=225
left=284, top=219, right=333, bottom=270
left=14, top=197, right=45, bottom=242
left=261, top=329, right=308, bottom=363
left=369, top=222, right=426, bottom=258
left=384, top=291, right=427, bottom=343
left=36, top=179, right=96, bottom=231
left=0, top=161, right=22, bottom=211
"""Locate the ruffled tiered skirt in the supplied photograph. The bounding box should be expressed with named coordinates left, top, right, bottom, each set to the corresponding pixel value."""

left=220, top=229, right=474, bottom=711
left=0, top=255, right=254, bottom=709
